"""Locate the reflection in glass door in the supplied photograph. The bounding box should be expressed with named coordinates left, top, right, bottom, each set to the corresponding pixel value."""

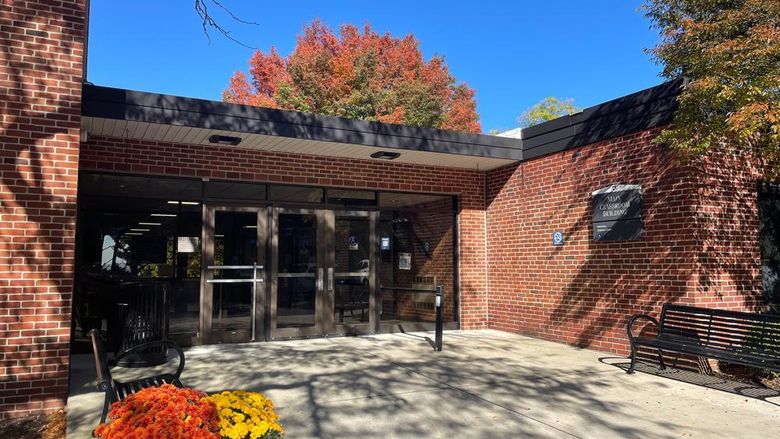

left=333, top=212, right=376, bottom=334
left=201, top=207, right=265, bottom=344
left=270, top=209, right=325, bottom=338
left=270, top=208, right=377, bottom=339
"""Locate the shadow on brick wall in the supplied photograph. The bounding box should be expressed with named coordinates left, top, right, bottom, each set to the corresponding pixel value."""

left=0, top=0, right=86, bottom=417
left=485, top=126, right=765, bottom=354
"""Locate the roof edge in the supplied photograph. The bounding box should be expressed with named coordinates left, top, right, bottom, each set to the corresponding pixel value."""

left=518, top=79, right=683, bottom=160
left=81, top=84, right=523, bottom=161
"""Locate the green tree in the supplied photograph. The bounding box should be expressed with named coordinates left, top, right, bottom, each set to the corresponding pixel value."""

left=517, top=97, right=580, bottom=128
left=644, top=0, right=780, bottom=169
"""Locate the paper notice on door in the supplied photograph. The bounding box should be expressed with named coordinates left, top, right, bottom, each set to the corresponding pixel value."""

left=399, top=252, right=411, bottom=270
left=177, top=236, right=199, bottom=253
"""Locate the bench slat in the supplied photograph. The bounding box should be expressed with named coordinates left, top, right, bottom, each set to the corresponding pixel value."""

left=627, top=304, right=780, bottom=374
left=664, top=304, right=780, bottom=324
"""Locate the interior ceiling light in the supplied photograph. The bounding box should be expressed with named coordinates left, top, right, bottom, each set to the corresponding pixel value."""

left=138, top=222, right=161, bottom=226
left=151, top=213, right=177, bottom=217
left=130, top=228, right=150, bottom=232
left=181, top=201, right=200, bottom=206
left=208, top=135, right=242, bottom=146
left=370, top=151, right=401, bottom=160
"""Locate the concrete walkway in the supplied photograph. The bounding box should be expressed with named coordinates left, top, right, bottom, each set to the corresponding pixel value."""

left=67, top=330, right=780, bottom=438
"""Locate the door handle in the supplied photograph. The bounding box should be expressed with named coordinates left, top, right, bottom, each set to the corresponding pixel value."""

left=317, top=268, right=323, bottom=291
left=327, top=267, right=334, bottom=291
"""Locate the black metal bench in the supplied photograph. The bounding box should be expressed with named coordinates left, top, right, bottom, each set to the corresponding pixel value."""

left=626, top=303, right=780, bottom=374
left=89, top=329, right=186, bottom=423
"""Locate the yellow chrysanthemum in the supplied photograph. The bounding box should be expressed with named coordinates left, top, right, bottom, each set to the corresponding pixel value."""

left=204, top=390, right=284, bottom=438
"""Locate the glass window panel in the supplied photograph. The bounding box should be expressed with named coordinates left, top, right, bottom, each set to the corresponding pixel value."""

left=759, top=184, right=780, bottom=309
left=80, top=173, right=201, bottom=201
left=334, top=216, right=371, bottom=326
left=74, top=176, right=203, bottom=352
left=205, top=181, right=266, bottom=201
left=326, top=189, right=376, bottom=207
left=379, top=192, right=452, bottom=209
left=211, top=212, right=258, bottom=333
left=379, top=193, right=457, bottom=325
left=270, top=185, right=323, bottom=203
left=276, top=213, right=317, bottom=328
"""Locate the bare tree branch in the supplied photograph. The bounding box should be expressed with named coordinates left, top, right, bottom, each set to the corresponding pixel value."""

left=194, top=0, right=257, bottom=49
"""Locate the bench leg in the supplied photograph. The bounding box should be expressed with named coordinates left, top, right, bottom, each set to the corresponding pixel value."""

left=657, top=349, right=666, bottom=370
left=627, top=343, right=637, bottom=374
left=99, top=395, right=110, bottom=424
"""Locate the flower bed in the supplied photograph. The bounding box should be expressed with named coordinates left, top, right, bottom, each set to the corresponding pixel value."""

left=205, top=390, right=284, bottom=439
left=93, top=384, right=220, bottom=438
left=93, top=385, right=284, bottom=439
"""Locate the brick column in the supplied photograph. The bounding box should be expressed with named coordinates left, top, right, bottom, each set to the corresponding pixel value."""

left=0, top=0, right=86, bottom=418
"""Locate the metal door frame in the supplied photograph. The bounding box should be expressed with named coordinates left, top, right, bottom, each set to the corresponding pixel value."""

left=200, top=205, right=267, bottom=344
left=269, top=208, right=378, bottom=339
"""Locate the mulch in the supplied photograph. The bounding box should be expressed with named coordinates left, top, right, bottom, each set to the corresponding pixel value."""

left=716, top=362, right=780, bottom=392
left=0, top=409, right=66, bottom=439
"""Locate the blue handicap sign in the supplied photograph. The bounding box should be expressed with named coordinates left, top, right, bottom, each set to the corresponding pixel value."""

left=552, top=231, right=564, bottom=246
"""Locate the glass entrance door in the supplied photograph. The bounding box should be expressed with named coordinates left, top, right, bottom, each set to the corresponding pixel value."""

left=270, top=208, right=377, bottom=339
left=201, top=206, right=266, bottom=344
left=270, top=209, right=324, bottom=338
left=332, top=211, right=376, bottom=335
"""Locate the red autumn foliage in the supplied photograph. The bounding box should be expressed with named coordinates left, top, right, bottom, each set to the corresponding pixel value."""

left=224, top=20, right=481, bottom=133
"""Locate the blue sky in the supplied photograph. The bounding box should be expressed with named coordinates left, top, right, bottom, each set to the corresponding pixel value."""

left=87, top=1, right=663, bottom=133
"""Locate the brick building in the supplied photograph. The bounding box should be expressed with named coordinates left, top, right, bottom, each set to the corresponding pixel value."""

left=1, top=0, right=776, bottom=419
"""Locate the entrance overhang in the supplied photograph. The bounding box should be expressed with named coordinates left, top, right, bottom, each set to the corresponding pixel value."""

left=81, top=84, right=523, bottom=170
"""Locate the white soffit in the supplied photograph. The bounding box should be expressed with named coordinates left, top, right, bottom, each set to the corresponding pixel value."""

left=81, top=117, right=516, bottom=171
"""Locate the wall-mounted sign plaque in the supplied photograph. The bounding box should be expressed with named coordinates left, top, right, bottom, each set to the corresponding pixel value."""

left=591, top=184, right=643, bottom=241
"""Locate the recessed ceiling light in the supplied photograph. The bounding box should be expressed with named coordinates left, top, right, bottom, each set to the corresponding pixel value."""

left=125, top=232, right=143, bottom=236
left=181, top=201, right=200, bottom=206
left=138, top=222, right=161, bottom=226
left=167, top=201, right=179, bottom=205
left=208, top=135, right=242, bottom=146
left=130, top=228, right=150, bottom=232
left=370, top=151, right=401, bottom=160
left=151, top=213, right=177, bottom=217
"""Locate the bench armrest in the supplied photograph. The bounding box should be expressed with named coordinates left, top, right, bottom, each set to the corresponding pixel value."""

left=112, top=340, right=186, bottom=380
left=627, top=314, right=660, bottom=340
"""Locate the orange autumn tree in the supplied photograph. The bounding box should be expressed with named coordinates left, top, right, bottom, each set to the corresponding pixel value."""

left=223, top=20, right=481, bottom=133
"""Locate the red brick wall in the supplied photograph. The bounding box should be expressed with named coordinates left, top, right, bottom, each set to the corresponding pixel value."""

left=79, top=135, right=489, bottom=329
left=485, top=128, right=765, bottom=355
left=0, top=0, right=86, bottom=419
left=686, top=148, right=767, bottom=309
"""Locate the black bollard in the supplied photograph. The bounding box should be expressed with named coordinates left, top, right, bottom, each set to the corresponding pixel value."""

left=434, top=285, right=443, bottom=351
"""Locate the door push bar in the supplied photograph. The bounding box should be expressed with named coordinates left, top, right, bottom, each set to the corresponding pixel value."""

left=316, top=267, right=335, bottom=292
left=206, top=264, right=264, bottom=342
